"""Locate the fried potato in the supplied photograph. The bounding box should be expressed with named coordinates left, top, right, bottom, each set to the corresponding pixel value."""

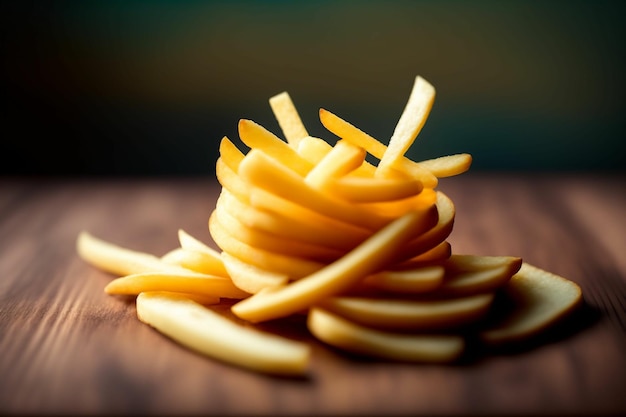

left=137, top=292, right=310, bottom=376
left=269, top=91, right=309, bottom=147
left=308, top=308, right=464, bottom=363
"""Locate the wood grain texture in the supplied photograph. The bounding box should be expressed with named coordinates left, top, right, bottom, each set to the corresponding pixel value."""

left=1, top=173, right=625, bottom=416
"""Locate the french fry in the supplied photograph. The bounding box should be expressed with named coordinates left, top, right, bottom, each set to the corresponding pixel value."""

left=304, top=140, right=366, bottom=190
left=269, top=91, right=309, bottom=148
left=136, top=292, right=310, bottom=376
left=238, top=119, right=313, bottom=176
left=221, top=252, right=289, bottom=294
left=324, top=175, right=423, bottom=203
left=418, top=154, right=472, bottom=178
left=77, top=231, right=193, bottom=276
left=218, top=136, right=246, bottom=172
left=104, top=270, right=250, bottom=299
left=377, top=76, right=436, bottom=178
left=361, top=265, right=445, bottom=294
left=160, top=247, right=229, bottom=277
left=307, top=308, right=464, bottom=363
left=318, top=293, right=494, bottom=331
left=231, top=209, right=437, bottom=323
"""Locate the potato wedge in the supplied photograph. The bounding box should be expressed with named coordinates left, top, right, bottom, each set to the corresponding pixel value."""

left=480, top=262, right=583, bottom=345
left=231, top=209, right=436, bottom=323
left=308, top=308, right=464, bottom=363
left=136, top=292, right=310, bottom=376
left=77, top=231, right=193, bottom=276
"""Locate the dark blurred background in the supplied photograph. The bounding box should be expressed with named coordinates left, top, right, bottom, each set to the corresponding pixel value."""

left=1, top=0, right=624, bottom=177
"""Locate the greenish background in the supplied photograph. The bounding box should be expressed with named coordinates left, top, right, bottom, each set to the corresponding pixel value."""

left=1, top=0, right=624, bottom=176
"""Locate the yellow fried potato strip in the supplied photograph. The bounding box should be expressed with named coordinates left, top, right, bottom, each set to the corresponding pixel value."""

left=377, top=76, right=436, bottom=178
left=221, top=252, right=289, bottom=294
left=307, top=308, right=464, bottom=363
left=104, top=270, right=250, bottom=299
left=269, top=91, right=309, bottom=148
left=137, top=292, right=310, bottom=376
left=318, top=293, right=494, bottom=331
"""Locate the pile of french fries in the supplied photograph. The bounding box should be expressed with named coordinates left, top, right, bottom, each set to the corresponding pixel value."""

left=77, top=76, right=582, bottom=376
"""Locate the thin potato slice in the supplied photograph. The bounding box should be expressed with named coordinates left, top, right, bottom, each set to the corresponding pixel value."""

left=136, top=292, right=310, bottom=376
left=393, top=241, right=452, bottom=267
left=104, top=270, right=250, bottom=299
left=308, top=308, right=464, bottom=363
left=435, top=255, right=523, bottom=296
left=77, top=231, right=193, bottom=276
left=325, top=175, right=423, bottom=203
left=361, top=265, right=445, bottom=294
left=319, top=293, right=494, bottom=331
left=269, top=91, right=309, bottom=148
left=209, top=211, right=325, bottom=279
left=480, top=262, right=583, bottom=345
left=238, top=149, right=395, bottom=230
left=217, top=188, right=370, bottom=251
left=377, top=76, right=436, bottom=178
left=160, top=247, right=228, bottom=277
left=319, top=108, right=438, bottom=188
left=418, top=154, right=472, bottom=178
left=214, top=201, right=345, bottom=263
left=238, top=119, right=313, bottom=176
left=231, top=209, right=435, bottom=323
left=221, top=252, right=289, bottom=294
left=304, top=140, right=366, bottom=189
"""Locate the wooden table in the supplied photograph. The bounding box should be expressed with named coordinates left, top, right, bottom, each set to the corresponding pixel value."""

left=1, top=173, right=625, bottom=416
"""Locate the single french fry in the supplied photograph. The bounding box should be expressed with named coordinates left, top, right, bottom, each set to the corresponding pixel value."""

left=327, top=175, right=424, bottom=203
left=393, top=241, right=452, bottom=268
left=480, top=262, right=583, bottom=345
left=104, top=270, right=250, bottom=299
left=231, top=209, right=436, bottom=323
left=319, top=108, right=438, bottom=188
left=269, top=91, right=309, bottom=148
left=177, top=229, right=226, bottom=270
left=143, top=290, right=220, bottom=306
left=221, top=252, right=289, bottom=294
left=219, top=136, right=246, bottom=172
left=77, top=231, right=194, bottom=277
left=136, top=292, right=310, bottom=376
left=304, top=140, right=366, bottom=190
left=307, top=308, right=464, bottom=363
left=418, top=154, right=472, bottom=178
left=296, top=135, right=333, bottom=163
left=209, top=211, right=324, bottom=280
left=215, top=158, right=251, bottom=204
left=238, top=119, right=313, bottom=176
left=319, top=293, right=494, bottom=331
left=377, top=76, right=436, bottom=177
left=161, top=247, right=229, bottom=277
left=361, top=265, right=445, bottom=294
left=356, top=188, right=437, bottom=218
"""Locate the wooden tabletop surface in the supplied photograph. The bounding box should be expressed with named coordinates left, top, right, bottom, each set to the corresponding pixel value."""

left=1, top=172, right=625, bottom=416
